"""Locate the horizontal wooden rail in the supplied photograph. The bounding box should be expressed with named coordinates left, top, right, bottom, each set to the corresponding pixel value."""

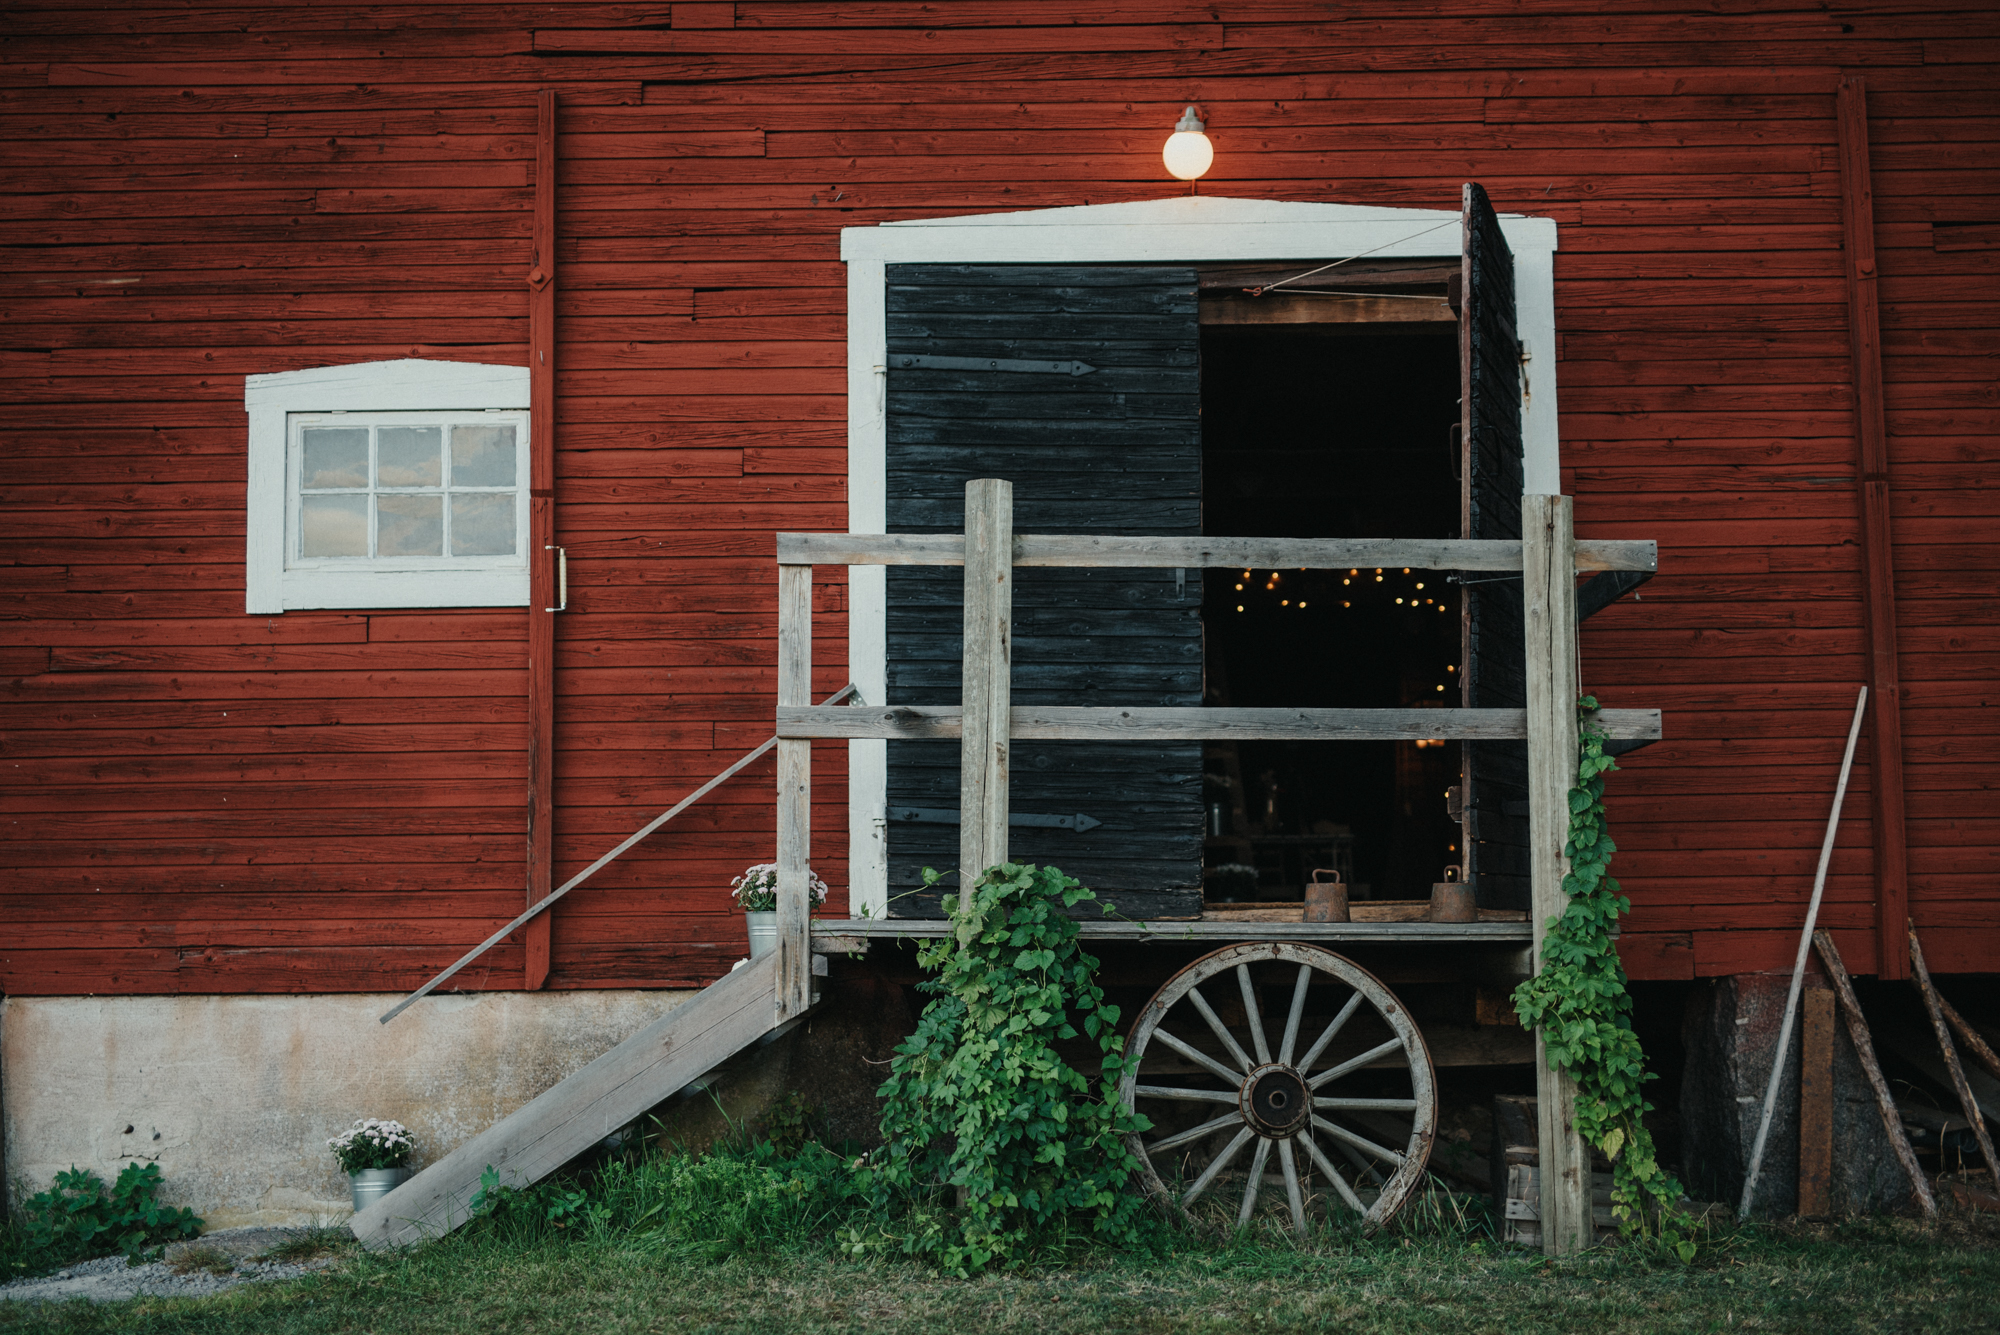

left=776, top=533, right=1656, bottom=574
left=778, top=705, right=1662, bottom=743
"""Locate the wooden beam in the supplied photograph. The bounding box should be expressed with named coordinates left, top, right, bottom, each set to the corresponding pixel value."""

left=1200, top=292, right=1454, bottom=326
left=814, top=918, right=1536, bottom=944
left=524, top=87, right=559, bottom=992
left=352, top=952, right=782, bottom=1251
left=1576, top=569, right=1653, bottom=623
left=1812, top=930, right=1937, bottom=1217
left=777, top=705, right=1662, bottom=743
left=1909, top=922, right=1999, bottom=1181
left=1523, top=494, right=1590, bottom=1256
left=958, top=479, right=1012, bottom=915
left=775, top=563, right=813, bottom=1021
left=1838, top=76, right=1911, bottom=982
left=1797, top=983, right=1836, bottom=1216
left=775, top=532, right=1656, bottom=574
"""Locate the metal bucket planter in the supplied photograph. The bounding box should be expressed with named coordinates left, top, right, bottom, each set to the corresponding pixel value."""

left=745, top=910, right=778, bottom=959
left=348, top=1167, right=412, bottom=1212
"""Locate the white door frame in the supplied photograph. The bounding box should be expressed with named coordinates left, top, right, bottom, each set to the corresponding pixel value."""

left=838, top=195, right=1560, bottom=915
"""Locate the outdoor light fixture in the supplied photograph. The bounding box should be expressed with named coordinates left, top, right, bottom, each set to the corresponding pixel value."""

left=1162, top=106, right=1213, bottom=181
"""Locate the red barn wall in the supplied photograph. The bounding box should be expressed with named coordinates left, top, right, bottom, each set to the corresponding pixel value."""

left=1, top=1, right=1995, bottom=994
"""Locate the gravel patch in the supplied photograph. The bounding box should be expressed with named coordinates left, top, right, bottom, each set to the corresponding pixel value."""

left=0, top=1227, right=346, bottom=1305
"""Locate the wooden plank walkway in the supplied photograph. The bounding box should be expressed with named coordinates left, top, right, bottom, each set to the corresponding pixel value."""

left=350, top=950, right=788, bottom=1250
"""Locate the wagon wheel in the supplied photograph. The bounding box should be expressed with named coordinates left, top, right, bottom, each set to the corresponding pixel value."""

left=1118, top=942, right=1437, bottom=1237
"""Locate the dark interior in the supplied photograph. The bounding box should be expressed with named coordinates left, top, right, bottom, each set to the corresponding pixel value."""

left=1200, top=325, right=1465, bottom=903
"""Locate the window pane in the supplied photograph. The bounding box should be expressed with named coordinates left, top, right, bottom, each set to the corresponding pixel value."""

left=377, top=426, right=442, bottom=487
left=450, top=493, right=517, bottom=557
left=300, top=494, right=369, bottom=557
left=377, top=494, right=443, bottom=557
left=301, top=428, right=369, bottom=489
left=451, top=423, right=517, bottom=487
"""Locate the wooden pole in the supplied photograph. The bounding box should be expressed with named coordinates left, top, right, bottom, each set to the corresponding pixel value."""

left=1933, top=991, right=2000, bottom=1086
left=776, top=563, right=814, bottom=1019
left=1812, top=930, right=1937, bottom=1216
left=524, top=87, right=559, bottom=990
left=1836, top=76, right=1911, bottom=983
left=958, top=478, right=1013, bottom=937
left=1739, top=686, right=1868, bottom=1219
left=1908, top=922, right=1999, bottom=1178
left=1522, top=493, right=1590, bottom=1255
left=1797, top=984, right=1836, bottom=1216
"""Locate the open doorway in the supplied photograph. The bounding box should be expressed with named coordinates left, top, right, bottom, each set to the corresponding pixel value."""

left=1200, top=268, right=1464, bottom=905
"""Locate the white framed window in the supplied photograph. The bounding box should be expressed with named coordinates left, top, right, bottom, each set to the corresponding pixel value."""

left=245, top=359, right=531, bottom=613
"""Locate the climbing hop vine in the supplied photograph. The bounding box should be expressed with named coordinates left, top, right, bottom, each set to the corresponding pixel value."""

left=859, top=862, right=1152, bottom=1275
left=1510, top=697, right=1696, bottom=1260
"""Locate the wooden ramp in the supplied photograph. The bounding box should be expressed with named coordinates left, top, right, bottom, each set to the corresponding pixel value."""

left=350, top=951, right=796, bottom=1249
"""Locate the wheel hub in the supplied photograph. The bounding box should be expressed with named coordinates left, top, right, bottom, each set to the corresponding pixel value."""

left=1241, top=1063, right=1311, bottom=1138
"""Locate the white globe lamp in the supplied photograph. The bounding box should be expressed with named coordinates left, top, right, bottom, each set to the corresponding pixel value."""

left=1162, top=105, right=1213, bottom=182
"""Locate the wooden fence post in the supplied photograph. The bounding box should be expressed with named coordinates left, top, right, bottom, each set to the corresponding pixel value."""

left=958, top=479, right=1013, bottom=934
left=1523, top=493, right=1591, bottom=1254
left=776, top=562, right=814, bottom=1018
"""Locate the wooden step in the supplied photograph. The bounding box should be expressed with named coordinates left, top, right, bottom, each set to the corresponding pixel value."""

left=350, top=950, right=789, bottom=1250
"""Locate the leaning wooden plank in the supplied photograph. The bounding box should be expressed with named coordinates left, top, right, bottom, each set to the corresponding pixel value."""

left=1908, top=921, right=1999, bottom=1181
left=775, top=533, right=1656, bottom=573
left=958, top=478, right=1013, bottom=910
left=1811, top=930, right=1938, bottom=1218
left=775, top=564, right=813, bottom=1020
left=777, top=705, right=1663, bottom=743
left=350, top=951, right=782, bottom=1250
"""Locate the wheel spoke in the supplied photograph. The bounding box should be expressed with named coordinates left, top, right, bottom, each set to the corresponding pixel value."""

left=1302, top=1128, right=1368, bottom=1215
left=1132, top=1084, right=1239, bottom=1104
left=1295, top=991, right=1364, bottom=1073
left=1237, top=1136, right=1274, bottom=1228
left=1306, top=1036, right=1405, bottom=1090
left=1330, top=1133, right=1387, bottom=1186
left=1278, top=1137, right=1308, bottom=1239
left=1278, top=964, right=1312, bottom=1065
left=1313, top=1097, right=1419, bottom=1112
left=1147, top=1111, right=1244, bottom=1156
left=1235, top=964, right=1273, bottom=1065
left=1182, top=1126, right=1256, bottom=1207
left=1186, top=986, right=1255, bottom=1073
left=1312, top=1114, right=1405, bottom=1166
left=1149, top=1026, right=1250, bottom=1086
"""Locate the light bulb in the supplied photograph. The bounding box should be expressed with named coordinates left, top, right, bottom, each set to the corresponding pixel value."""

left=1163, top=106, right=1213, bottom=181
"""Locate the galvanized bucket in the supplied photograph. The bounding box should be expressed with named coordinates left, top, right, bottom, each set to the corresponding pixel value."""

left=745, top=910, right=778, bottom=959
left=348, top=1167, right=411, bottom=1213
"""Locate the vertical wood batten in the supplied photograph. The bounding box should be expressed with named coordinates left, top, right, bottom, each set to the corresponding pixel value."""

left=524, top=87, right=559, bottom=991
left=1837, top=77, right=1910, bottom=983
left=958, top=478, right=1013, bottom=930
left=776, top=562, right=814, bottom=1019
left=1523, top=494, right=1589, bottom=1256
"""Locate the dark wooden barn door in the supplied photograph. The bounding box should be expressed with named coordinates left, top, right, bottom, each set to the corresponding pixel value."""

left=883, top=264, right=1204, bottom=917
left=1457, top=183, right=1530, bottom=911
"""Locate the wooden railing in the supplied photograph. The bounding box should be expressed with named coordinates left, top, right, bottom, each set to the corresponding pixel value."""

left=774, top=481, right=1654, bottom=1252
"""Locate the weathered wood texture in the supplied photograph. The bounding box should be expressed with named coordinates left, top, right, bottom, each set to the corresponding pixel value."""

left=1523, top=494, right=1588, bottom=1256
left=525, top=86, right=558, bottom=992
left=957, top=478, right=1013, bottom=894
left=3, top=5, right=1997, bottom=993
left=882, top=265, right=1203, bottom=919
left=351, top=949, right=786, bottom=1250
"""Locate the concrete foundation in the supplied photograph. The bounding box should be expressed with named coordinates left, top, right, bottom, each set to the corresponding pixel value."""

left=1, top=990, right=695, bottom=1229
left=1680, top=973, right=1914, bottom=1217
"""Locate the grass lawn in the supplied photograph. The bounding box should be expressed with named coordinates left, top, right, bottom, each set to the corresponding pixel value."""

left=3, top=1211, right=1994, bottom=1335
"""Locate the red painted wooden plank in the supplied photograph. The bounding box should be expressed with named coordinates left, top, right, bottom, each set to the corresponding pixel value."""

left=526, top=86, right=560, bottom=991
left=532, top=25, right=1225, bottom=54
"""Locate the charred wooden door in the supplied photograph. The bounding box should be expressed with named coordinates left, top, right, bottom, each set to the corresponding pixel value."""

left=1458, top=183, right=1530, bottom=911
left=883, top=264, right=1203, bottom=917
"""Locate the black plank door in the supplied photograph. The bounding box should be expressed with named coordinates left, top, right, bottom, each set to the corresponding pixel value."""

left=883, top=264, right=1204, bottom=918
left=1458, top=183, right=1530, bottom=911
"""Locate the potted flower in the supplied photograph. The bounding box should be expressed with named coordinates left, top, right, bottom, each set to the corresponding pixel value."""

left=329, top=1118, right=416, bottom=1212
left=731, top=862, right=827, bottom=958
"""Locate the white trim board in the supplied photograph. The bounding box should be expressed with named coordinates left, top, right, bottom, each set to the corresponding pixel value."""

left=243, top=359, right=531, bottom=614
left=839, top=195, right=1560, bottom=915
